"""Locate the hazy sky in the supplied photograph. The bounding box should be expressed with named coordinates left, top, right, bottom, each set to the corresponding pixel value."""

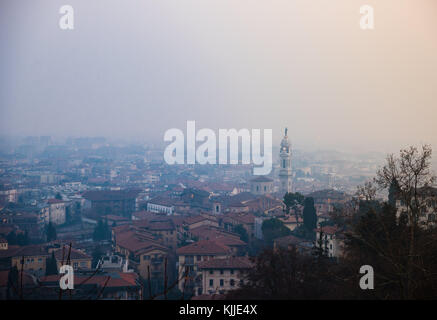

left=1, top=0, right=436, bottom=153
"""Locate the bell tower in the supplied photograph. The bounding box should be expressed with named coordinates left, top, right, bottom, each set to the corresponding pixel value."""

left=279, top=128, right=292, bottom=195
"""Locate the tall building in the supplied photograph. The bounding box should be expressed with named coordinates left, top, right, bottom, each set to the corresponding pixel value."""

left=279, top=128, right=292, bottom=196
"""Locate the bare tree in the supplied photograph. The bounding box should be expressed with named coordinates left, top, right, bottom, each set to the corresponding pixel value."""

left=374, top=144, right=436, bottom=298
left=355, top=181, right=377, bottom=201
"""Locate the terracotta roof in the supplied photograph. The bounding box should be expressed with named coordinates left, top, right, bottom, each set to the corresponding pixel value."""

left=177, top=240, right=231, bottom=255
left=198, top=256, right=253, bottom=269
left=315, top=225, right=341, bottom=235
left=224, top=213, right=255, bottom=224
left=274, top=235, right=305, bottom=246
left=250, top=176, right=273, bottom=183
left=82, top=190, right=140, bottom=202
left=53, top=247, right=91, bottom=261
left=228, top=201, right=248, bottom=208
left=40, top=272, right=139, bottom=288
left=214, top=235, right=246, bottom=247
left=200, top=183, right=235, bottom=193
left=189, top=226, right=245, bottom=245
left=147, top=196, right=176, bottom=207
left=112, top=224, right=131, bottom=234
left=228, top=192, right=256, bottom=204
left=0, top=245, right=20, bottom=259
left=184, top=215, right=217, bottom=226
left=141, top=220, right=175, bottom=231
left=12, top=245, right=49, bottom=258
left=116, top=231, right=167, bottom=254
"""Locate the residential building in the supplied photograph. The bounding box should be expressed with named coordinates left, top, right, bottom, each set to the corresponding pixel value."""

left=176, top=240, right=232, bottom=295
left=47, top=199, right=66, bottom=225
left=146, top=196, right=176, bottom=215
left=82, top=190, right=140, bottom=217
left=53, top=246, right=92, bottom=271
left=198, top=256, right=253, bottom=296
left=250, top=176, right=274, bottom=195
left=11, top=245, right=50, bottom=277
left=395, top=186, right=437, bottom=228
left=315, top=225, right=345, bottom=258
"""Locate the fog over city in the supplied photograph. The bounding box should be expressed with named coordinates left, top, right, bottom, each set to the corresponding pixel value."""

left=1, top=0, right=436, bottom=154
left=2, top=0, right=437, bottom=305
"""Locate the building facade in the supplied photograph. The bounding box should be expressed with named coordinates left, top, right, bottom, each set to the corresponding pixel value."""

left=250, top=176, right=274, bottom=195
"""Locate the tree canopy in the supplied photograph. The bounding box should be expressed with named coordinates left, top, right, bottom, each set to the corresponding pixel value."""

left=303, top=197, right=317, bottom=232
left=46, top=222, right=57, bottom=242
left=261, top=218, right=291, bottom=247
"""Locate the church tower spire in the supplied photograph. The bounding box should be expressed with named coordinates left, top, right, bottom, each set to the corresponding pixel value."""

left=279, top=128, right=292, bottom=195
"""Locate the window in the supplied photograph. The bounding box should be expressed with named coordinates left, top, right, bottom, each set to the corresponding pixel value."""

left=220, top=279, right=224, bottom=287
left=220, top=270, right=224, bottom=275
left=143, top=255, right=150, bottom=260
left=209, top=279, right=214, bottom=287
left=209, top=270, right=213, bottom=275
left=197, top=255, right=202, bottom=261
left=230, top=279, right=235, bottom=287
left=230, top=269, right=234, bottom=275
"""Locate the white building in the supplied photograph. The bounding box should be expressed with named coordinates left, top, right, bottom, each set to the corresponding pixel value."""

left=0, top=187, right=18, bottom=203
left=315, top=225, right=344, bottom=258
left=197, top=257, right=253, bottom=296
left=395, top=186, right=437, bottom=228
left=147, top=197, right=174, bottom=215
left=47, top=199, right=66, bottom=225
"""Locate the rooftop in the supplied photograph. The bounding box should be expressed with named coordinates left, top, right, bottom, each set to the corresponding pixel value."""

left=177, top=240, right=231, bottom=256
left=251, top=176, right=274, bottom=183
left=197, top=256, right=253, bottom=270
left=82, top=190, right=140, bottom=202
